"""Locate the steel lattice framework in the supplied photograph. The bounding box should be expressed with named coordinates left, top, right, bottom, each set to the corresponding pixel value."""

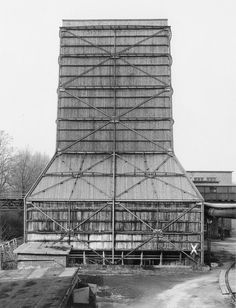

left=24, top=20, right=204, bottom=266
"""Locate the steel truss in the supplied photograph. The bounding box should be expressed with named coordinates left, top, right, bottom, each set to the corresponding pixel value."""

left=26, top=24, right=204, bottom=265
left=0, top=198, right=24, bottom=211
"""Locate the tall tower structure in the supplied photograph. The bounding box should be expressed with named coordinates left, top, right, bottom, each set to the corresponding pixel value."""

left=24, top=20, right=204, bottom=266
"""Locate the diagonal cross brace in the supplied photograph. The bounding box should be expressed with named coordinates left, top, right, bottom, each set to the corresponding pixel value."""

left=118, top=89, right=170, bottom=118
left=116, top=202, right=201, bottom=264
left=115, top=154, right=171, bottom=198
left=27, top=202, right=68, bottom=232
left=119, top=57, right=170, bottom=87
left=152, top=176, right=200, bottom=199
left=79, top=177, right=111, bottom=198
left=61, top=27, right=170, bottom=58
left=117, top=28, right=170, bottom=55
left=162, top=203, right=199, bottom=231
left=61, top=89, right=112, bottom=119
left=115, top=154, right=198, bottom=199
left=118, top=202, right=154, bottom=231
left=73, top=203, right=111, bottom=231
left=28, top=201, right=112, bottom=264
left=61, top=29, right=113, bottom=56
left=51, top=201, right=112, bottom=265
left=58, top=121, right=111, bottom=154
left=30, top=154, right=113, bottom=198
left=60, top=28, right=170, bottom=90
left=118, top=121, right=171, bottom=154
left=60, top=58, right=111, bottom=88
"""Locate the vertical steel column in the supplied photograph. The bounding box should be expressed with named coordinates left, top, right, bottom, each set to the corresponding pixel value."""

left=220, top=217, right=224, bottom=240
left=111, top=29, right=117, bottom=264
left=68, top=203, right=71, bottom=244
left=23, top=197, right=27, bottom=243
left=206, top=219, right=211, bottom=266
left=167, top=27, right=174, bottom=150
left=200, top=202, right=205, bottom=265
left=0, top=208, right=2, bottom=241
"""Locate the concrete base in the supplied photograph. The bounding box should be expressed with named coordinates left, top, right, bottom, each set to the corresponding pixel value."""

left=17, top=254, right=68, bottom=269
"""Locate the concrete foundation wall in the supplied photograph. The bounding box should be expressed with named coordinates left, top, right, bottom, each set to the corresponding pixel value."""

left=17, top=254, right=67, bottom=269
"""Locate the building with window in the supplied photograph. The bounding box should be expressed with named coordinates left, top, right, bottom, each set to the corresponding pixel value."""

left=187, top=171, right=233, bottom=186
left=187, top=171, right=236, bottom=238
left=187, top=171, right=235, bottom=202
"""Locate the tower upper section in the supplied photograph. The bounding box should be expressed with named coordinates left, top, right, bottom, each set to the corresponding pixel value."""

left=57, top=19, right=173, bottom=154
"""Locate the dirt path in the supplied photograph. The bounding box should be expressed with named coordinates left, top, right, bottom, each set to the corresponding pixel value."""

left=154, top=271, right=233, bottom=308
left=95, top=237, right=236, bottom=307
left=150, top=237, right=235, bottom=308
left=151, top=237, right=235, bottom=308
left=96, top=272, right=209, bottom=307
left=97, top=270, right=233, bottom=308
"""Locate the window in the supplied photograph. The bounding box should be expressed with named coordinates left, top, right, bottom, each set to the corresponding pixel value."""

left=209, top=186, right=217, bottom=193
left=193, top=177, right=204, bottom=182
left=206, top=177, right=217, bottom=182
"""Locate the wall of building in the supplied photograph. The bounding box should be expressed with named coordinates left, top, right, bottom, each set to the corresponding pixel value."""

left=26, top=201, right=202, bottom=252
left=188, top=171, right=235, bottom=239
left=187, top=171, right=232, bottom=185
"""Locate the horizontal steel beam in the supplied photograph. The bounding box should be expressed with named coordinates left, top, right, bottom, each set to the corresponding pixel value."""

left=44, top=172, right=184, bottom=177
left=57, top=117, right=173, bottom=121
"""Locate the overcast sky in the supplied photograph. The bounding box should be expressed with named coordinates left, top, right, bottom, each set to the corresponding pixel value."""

left=0, top=0, right=235, bottom=181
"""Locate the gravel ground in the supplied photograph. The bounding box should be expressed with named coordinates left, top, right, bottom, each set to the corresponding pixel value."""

left=95, top=270, right=232, bottom=308
left=93, top=237, right=236, bottom=307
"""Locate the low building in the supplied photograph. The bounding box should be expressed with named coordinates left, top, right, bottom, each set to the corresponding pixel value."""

left=187, top=170, right=233, bottom=186
left=187, top=171, right=236, bottom=238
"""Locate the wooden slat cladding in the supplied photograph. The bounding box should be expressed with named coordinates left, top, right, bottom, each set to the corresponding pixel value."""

left=26, top=201, right=202, bottom=251
left=60, top=35, right=169, bottom=45
left=57, top=23, right=172, bottom=153
left=25, top=21, right=203, bottom=263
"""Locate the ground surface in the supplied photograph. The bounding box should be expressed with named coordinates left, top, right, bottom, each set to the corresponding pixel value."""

left=92, top=237, right=236, bottom=308
left=0, top=267, right=78, bottom=308
left=0, top=239, right=235, bottom=307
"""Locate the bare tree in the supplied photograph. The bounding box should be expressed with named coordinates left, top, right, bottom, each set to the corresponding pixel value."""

left=9, top=149, right=50, bottom=196
left=0, top=131, right=13, bottom=195
left=0, top=148, right=49, bottom=242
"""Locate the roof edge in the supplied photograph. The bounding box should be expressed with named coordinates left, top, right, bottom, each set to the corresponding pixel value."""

left=62, top=19, right=168, bottom=27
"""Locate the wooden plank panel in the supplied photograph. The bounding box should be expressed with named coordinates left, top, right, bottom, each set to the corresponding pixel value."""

left=57, top=21, right=172, bottom=153
left=26, top=21, right=203, bottom=260
left=26, top=200, right=202, bottom=252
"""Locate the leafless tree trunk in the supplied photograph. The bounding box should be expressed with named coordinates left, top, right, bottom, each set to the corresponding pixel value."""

left=0, top=130, right=13, bottom=195
left=0, top=143, right=49, bottom=241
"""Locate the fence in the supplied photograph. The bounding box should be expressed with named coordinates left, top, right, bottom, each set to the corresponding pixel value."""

left=0, top=237, right=22, bottom=269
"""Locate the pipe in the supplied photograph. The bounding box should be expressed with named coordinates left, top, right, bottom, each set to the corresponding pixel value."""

left=206, top=208, right=236, bottom=219
left=204, top=202, right=236, bottom=209
left=204, top=202, right=236, bottom=219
